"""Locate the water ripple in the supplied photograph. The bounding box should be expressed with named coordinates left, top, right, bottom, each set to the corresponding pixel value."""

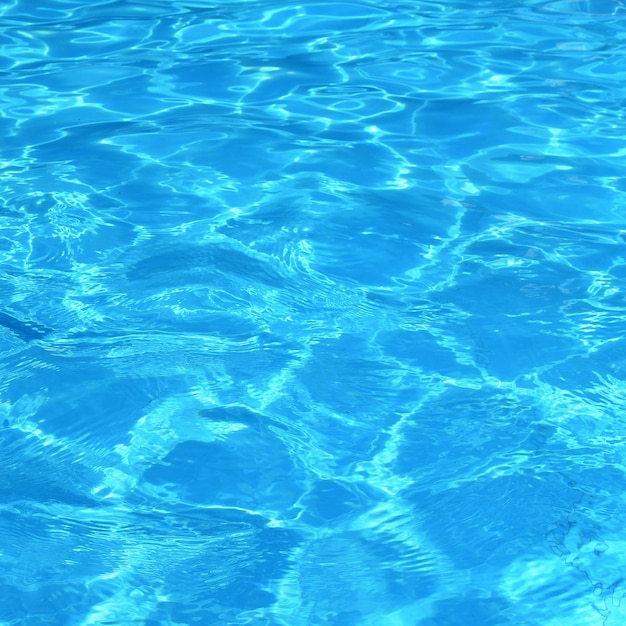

left=2, top=0, right=626, bottom=623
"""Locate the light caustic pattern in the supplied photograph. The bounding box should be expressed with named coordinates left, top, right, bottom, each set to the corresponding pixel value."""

left=1, top=0, right=626, bottom=624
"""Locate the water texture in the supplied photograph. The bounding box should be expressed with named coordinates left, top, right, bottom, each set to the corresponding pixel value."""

left=1, top=0, right=626, bottom=624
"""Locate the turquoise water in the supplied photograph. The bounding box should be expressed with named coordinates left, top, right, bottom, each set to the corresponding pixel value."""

left=1, top=0, right=626, bottom=624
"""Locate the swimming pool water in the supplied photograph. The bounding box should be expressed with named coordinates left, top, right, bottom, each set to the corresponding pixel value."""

left=1, top=0, right=626, bottom=624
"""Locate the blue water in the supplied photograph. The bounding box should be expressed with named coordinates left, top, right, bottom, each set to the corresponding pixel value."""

left=1, top=0, right=626, bottom=624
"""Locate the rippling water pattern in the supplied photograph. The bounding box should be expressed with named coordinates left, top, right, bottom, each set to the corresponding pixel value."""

left=1, top=0, right=626, bottom=624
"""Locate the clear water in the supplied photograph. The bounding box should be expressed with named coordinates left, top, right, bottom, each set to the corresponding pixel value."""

left=1, top=0, right=626, bottom=624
